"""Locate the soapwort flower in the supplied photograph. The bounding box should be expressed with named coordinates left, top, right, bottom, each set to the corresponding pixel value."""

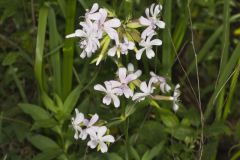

left=66, top=20, right=101, bottom=58
left=110, top=67, right=138, bottom=98
left=87, top=126, right=115, bottom=153
left=79, top=114, right=99, bottom=140
left=98, top=8, right=121, bottom=43
left=85, top=3, right=101, bottom=21
left=150, top=72, right=171, bottom=93
left=127, top=63, right=142, bottom=78
left=170, top=84, right=181, bottom=111
left=136, top=33, right=162, bottom=60
left=132, top=80, right=155, bottom=101
left=139, top=3, right=165, bottom=39
left=71, top=109, right=85, bottom=139
left=108, top=37, right=135, bottom=57
left=94, top=81, right=122, bottom=108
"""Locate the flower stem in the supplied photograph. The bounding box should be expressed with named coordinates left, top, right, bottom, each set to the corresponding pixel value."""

left=124, top=118, right=130, bottom=160
left=151, top=95, right=173, bottom=101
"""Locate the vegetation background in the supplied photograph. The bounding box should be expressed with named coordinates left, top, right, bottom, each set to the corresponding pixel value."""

left=0, top=0, right=240, bottom=159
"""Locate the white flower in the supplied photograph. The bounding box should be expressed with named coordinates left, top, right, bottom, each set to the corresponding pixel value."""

left=132, top=80, right=155, bottom=102
left=136, top=33, right=162, bottom=60
left=87, top=126, right=115, bottom=153
left=139, top=3, right=165, bottom=39
left=98, top=9, right=121, bottom=43
left=66, top=20, right=101, bottom=58
left=80, top=114, right=99, bottom=140
left=108, top=37, right=135, bottom=57
left=111, top=67, right=137, bottom=98
left=94, top=81, right=122, bottom=108
left=150, top=72, right=171, bottom=93
left=85, top=3, right=101, bottom=21
left=171, top=84, right=180, bottom=111
left=127, top=63, right=142, bottom=78
left=71, top=109, right=84, bottom=139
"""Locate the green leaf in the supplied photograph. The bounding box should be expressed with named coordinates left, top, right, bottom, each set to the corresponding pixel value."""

left=231, top=151, right=240, bottom=160
left=150, top=100, right=179, bottom=127
left=2, top=52, right=19, bottom=66
left=167, top=125, right=195, bottom=141
left=63, top=85, right=82, bottom=116
left=138, top=121, right=166, bottom=147
left=19, top=103, right=51, bottom=121
left=141, top=141, right=164, bottom=160
left=202, top=138, right=218, bottom=160
left=124, top=103, right=137, bottom=118
left=28, top=134, right=60, bottom=152
left=204, top=121, right=231, bottom=137
left=33, top=148, right=62, bottom=160
left=126, top=21, right=142, bottom=28
left=130, top=146, right=141, bottom=160
left=32, top=119, right=58, bottom=130
left=107, top=153, right=124, bottom=160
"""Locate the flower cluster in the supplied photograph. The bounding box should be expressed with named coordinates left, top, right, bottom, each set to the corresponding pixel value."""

left=70, top=3, right=181, bottom=154
left=94, top=64, right=181, bottom=111
left=66, top=3, right=165, bottom=65
left=71, top=109, right=115, bottom=153
left=94, top=63, right=141, bottom=107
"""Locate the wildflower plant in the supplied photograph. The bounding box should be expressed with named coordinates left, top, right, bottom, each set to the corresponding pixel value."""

left=67, top=2, right=182, bottom=154
left=5, top=0, right=239, bottom=159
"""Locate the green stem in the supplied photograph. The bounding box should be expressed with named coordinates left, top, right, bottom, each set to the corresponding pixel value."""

left=10, top=66, right=28, bottom=103
left=124, top=118, right=130, bottom=160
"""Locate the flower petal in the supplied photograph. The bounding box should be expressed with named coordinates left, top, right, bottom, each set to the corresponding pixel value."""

left=136, top=48, right=145, bottom=60
left=94, top=84, right=106, bottom=92
left=103, top=95, right=111, bottom=105
left=97, top=126, right=107, bottom=137
left=111, top=94, right=120, bottom=108
left=102, top=135, right=115, bottom=143
left=141, top=26, right=155, bottom=39
left=66, top=29, right=85, bottom=38
left=104, top=26, right=119, bottom=43
left=99, top=142, right=108, bottom=153
left=156, top=20, right=165, bottom=29
left=145, top=7, right=150, bottom=18
left=87, top=140, right=98, bottom=149
left=104, top=18, right=121, bottom=28
left=140, top=81, right=148, bottom=92
left=132, top=92, right=149, bottom=101
left=146, top=48, right=155, bottom=59
left=150, top=39, right=162, bottom=46
left=118, top=68, right=127, bottom=82
left=99, top=9, right=107, bottom=24
left=150, top=3, right=155, bottom=16
left=123, top=86, right=133, bottom=98
left=139, top=16, right=151, bottom=26
left=88, top=114, right=99, bottom=126
left=126, top=73, right=137, bottom=82
left=108, top=46, right=117, bottom=57
left=127, top=63, right=134, bottom=72
left=90, top=3, right=99, bottom=13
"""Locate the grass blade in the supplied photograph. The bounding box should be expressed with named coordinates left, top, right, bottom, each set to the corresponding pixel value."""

left=162, top=0, right=172, bottom=77
left=204, top=43, right=240, bottom=120
left=62, top=0, right=77, bottom=100
left=34, top=5, right=48, bottom=91
left=48, top=7, right=62, bottom=97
